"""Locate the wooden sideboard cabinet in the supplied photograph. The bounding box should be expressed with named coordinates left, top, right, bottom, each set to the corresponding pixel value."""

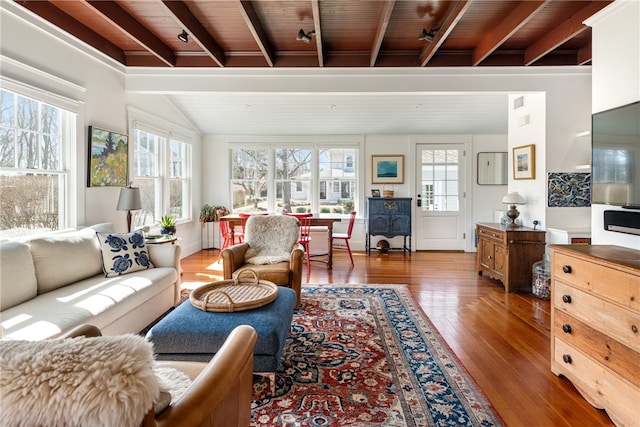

left=366, top=197, right=412, bottom=255
left=475, top=223, right=546, bottom=293
left=550, top=245, right=640, bottom=427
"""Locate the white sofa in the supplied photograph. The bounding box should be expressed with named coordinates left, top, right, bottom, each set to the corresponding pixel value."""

left=0, top=224, right=181, bottom=341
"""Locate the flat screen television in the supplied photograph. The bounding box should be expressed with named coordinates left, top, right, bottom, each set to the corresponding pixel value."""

left=591, top=101, right=640, bottom=209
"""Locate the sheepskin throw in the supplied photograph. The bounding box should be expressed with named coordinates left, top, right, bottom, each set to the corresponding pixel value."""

left=0, top=335, right=159, bottom=427
left=244, top=215, right=300, bottom=264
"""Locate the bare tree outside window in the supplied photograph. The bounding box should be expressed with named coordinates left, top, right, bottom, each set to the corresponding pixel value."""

left=0, top=89, right=68, bottom=238
left=229, top=146, right=357, bottom=214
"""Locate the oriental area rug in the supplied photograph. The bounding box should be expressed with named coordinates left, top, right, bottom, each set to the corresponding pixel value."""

left=250, top=285, right=504, bottom=427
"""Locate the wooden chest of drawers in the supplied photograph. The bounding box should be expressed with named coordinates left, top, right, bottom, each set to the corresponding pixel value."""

left=475, top=223, right=546, bottom=293
left=550, top=245, right=640, bottom=427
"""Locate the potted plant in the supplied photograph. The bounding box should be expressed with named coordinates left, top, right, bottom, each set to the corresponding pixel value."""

left=200, top=204, right=217, bottom=223
left=159, top=215, right=176, bottom=235
left=200, top=204, right=228, bottom=223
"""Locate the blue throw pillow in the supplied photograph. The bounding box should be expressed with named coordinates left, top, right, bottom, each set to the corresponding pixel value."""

left=97, top=231, right=154, bottom=277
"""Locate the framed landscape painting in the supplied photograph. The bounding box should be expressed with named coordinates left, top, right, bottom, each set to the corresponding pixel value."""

left=513, top=144, right=535, bottom=180
left=88, top=126, right=128, bottom=187
left=372, top=155, right=404, bottom=184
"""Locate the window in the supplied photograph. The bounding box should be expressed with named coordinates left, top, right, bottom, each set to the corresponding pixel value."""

left=230, top=144, right=358, bottom=215
left=420, top=149, right=459, bottom=211
left=275, top=148, right=312, bottom=213
left=0, top=88, right=75, bottom=238
left=133, top=126, right=191, bottom=227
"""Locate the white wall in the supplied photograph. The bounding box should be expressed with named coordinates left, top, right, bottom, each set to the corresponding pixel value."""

left=471, top=135, right=508, bottom=224
left=1, top=4, right=203, bottom=256
left=586, top=0, right=640, bottom=249
left=507, top=93, right=546, bottom=228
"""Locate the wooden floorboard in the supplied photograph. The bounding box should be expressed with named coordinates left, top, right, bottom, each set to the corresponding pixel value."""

left=180, top=249, right=616, bottom=427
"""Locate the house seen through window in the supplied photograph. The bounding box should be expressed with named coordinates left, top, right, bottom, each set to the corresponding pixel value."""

left=231, top=145, right=357, bottom=215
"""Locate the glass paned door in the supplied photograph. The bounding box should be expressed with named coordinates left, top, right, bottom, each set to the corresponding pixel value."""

left=415, top=144, right=466, bottom=250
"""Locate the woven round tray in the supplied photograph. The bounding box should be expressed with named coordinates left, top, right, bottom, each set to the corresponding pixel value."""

left=189, top=270, right=279, bottom=313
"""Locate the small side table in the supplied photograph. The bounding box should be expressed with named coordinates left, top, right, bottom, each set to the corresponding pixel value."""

left=145, top=235, right=180, bottom=245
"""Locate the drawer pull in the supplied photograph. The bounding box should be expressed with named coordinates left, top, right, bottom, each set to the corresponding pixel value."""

left=562, top=265, right=572, bottom=274
left=562, top=294, right=572, bottom=304
left=562, top=354, right=572, bottom=364
left=562, top=324, right=572, bottom=334
left=632, top=325, right=638, bottom=334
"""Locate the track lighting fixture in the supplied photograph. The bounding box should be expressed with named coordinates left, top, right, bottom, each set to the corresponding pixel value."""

left=177, top=30, right=189, bottom=43
left=418, top=28, right=438, bottom=43
left=297, top=29, right=315, bottom=44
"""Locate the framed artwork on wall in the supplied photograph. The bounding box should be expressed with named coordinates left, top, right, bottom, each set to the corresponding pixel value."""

left=513, top=144, right=535, bottom=180
left=87, top=126, right=129, bottom=187
left=372, top=154, right=404, bottom=184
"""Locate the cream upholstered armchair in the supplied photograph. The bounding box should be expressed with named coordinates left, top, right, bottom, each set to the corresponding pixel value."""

left=0, top=324, right=257, bottom=427
left=222, top=215, right=304, bottom=306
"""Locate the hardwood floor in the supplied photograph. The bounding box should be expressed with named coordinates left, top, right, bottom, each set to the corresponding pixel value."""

left=180, top=249, right=616, bottom=427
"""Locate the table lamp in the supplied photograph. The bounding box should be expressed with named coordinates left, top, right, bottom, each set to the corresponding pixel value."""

left=502, top=192, right=525, bottom=227
left=117, top=184, right=142, bottom=232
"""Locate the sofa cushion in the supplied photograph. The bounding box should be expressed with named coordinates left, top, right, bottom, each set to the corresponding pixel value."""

left=26, top=228, right=103, bottom=294
left=0, top=334, right=159, bottom=427
left=0, top=242, right=38, bottom=311
left=97, top=231, right=154, bottom=277
left=1, top=267, right=177, bottom=340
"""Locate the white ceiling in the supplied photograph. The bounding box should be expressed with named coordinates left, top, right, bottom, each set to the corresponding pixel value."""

left=166, top=92, right=509, bottom=136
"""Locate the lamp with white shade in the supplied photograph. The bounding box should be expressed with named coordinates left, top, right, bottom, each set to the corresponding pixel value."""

left=502, top=192, right=526, bottom=227
left=116, top=184, right=142, bottom=232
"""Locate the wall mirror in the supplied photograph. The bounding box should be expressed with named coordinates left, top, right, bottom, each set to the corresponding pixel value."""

left=477, top=152, right=508, bottom=185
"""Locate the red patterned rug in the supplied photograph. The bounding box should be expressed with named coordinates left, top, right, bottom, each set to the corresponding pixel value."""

left=250, top=285, right=504, bottom=426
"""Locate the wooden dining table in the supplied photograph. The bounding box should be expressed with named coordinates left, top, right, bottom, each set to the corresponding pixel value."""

left=220, top=213, right=344, bottom=269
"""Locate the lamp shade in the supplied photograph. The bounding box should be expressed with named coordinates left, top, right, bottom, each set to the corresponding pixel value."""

left=502, top=192, right=526, bottom=205
left=116, top=187, right=142, bottom=211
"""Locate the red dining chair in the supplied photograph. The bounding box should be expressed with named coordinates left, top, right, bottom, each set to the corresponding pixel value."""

left=331, top=211, right=356, bottom=266
left=217, top=219, right=242, bottom=262
left=286, top=213, right=313, bottom=270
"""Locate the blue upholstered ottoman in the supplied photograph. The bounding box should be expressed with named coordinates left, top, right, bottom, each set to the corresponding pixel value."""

left=145, top=286, right=296, bottom=375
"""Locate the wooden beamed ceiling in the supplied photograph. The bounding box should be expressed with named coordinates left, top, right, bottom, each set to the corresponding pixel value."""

left=17, top=0, right=613, bottom=69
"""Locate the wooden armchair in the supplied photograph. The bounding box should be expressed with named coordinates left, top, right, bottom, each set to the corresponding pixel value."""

left=60, top=324, right=257, bottom=427
left=222, top=215, right=304, bottom=306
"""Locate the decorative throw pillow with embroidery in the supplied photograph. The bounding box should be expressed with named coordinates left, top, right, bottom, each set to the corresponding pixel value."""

left=97, top=231, right=154, bottom=277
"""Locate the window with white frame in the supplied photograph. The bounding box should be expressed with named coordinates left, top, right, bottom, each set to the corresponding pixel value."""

left=133, top=125, right=191, bottom=228
left=230, top=144, right=358, bottom=215
left=0, top=87, right=75, bottom=238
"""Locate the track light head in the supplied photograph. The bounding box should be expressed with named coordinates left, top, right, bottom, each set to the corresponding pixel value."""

left=177, top=30, right=189, bottom=43
left=297, top=28, right=315, bottom=44
left=418, top=28, right=437, bottom=43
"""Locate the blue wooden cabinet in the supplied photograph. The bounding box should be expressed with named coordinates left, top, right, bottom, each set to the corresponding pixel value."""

left=366, top=197, right=412, bottom=255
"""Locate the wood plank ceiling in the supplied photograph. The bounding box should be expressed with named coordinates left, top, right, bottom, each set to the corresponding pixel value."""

left=16, top=0, right=613, bottom=69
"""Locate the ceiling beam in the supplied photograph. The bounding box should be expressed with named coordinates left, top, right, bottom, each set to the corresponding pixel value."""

left=472, top=0, right=550, bottom=66
left=524, top=1, right=611, bottom=66
left=311, top=0, right=324, bottom=67
left=16, top=1, right=126, bottom=65
left=161, top=0, right=225, bottom=67
left=370, top=0, right=396, bottom=67
left=85, top=0, right=175, bottom=67
left=576, top=42, right=592, bottom=65
left=419, top=0, right=471, bottom=67
left=238, top=0, right=275, bottom=67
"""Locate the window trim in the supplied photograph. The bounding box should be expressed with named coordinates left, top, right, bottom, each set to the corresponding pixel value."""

left=128, top=107, right=194, bottom=226
left=0, top=81, right=80, bottom=236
